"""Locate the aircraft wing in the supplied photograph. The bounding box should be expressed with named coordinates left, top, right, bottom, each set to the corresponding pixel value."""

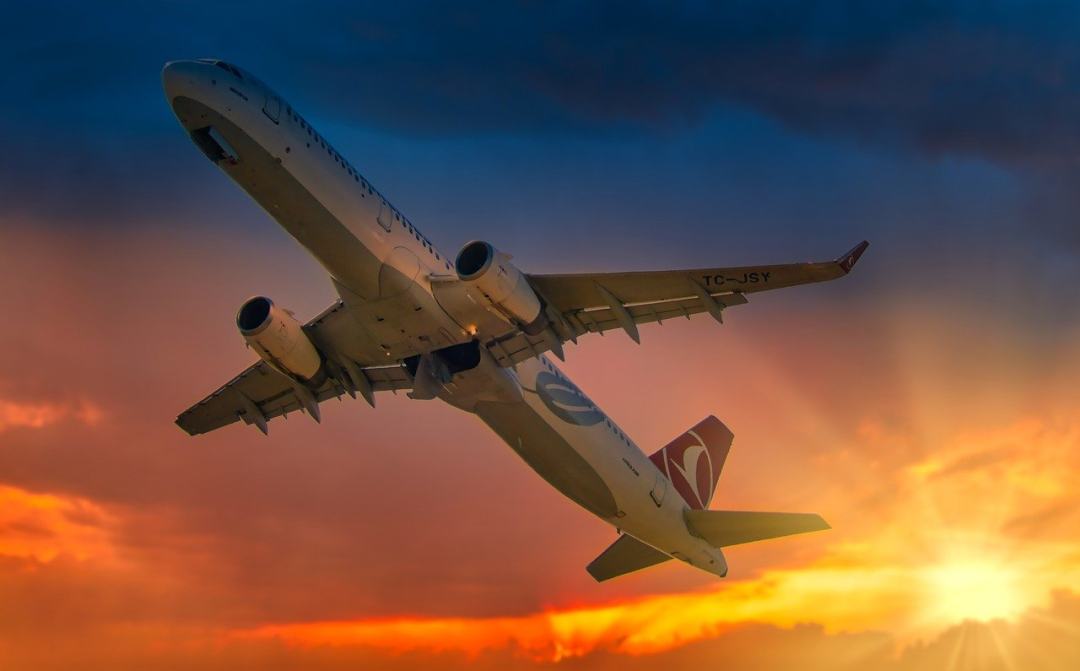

left=490, top=241, right=868, bottom=365
left=176, top=360, right=411, bottom=435
left=176, top=300, right=413, bottom=436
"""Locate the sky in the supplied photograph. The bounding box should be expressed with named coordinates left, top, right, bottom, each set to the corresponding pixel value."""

left=2, top=1, right=1080, bottom=669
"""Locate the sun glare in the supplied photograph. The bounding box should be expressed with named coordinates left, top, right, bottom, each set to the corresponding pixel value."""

left=921, top=560, right=1025, bottom=625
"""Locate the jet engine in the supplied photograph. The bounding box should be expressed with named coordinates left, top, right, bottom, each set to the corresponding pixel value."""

left=236, top=296, right=323, bottom=381
left=455, top=241, right=547, bottom=335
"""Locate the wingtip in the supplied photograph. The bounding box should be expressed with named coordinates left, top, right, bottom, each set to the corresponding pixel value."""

left=175, top=416, right=199, bottom=437
left=836, top=240, right=869, bottom=273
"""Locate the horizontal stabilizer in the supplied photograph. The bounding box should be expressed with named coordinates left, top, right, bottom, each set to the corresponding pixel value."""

left=685, top=510, right=830, bottom=548
left=586, top=534, right=672, bottom=582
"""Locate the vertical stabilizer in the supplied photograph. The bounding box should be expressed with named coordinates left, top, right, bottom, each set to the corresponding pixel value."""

left=648, top=416, right=733, bottom=509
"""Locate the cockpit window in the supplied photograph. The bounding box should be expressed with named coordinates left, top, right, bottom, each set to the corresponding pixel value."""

left=214, top=61, right=243, bottom=79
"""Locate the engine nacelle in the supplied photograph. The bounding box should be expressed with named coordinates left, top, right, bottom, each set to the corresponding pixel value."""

left=236, top=296, right=322, bottom=381
left=455, top=241, right=547, bottom=335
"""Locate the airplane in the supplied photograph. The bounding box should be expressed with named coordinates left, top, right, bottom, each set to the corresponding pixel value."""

left=163, top=59, right=868, bottom=582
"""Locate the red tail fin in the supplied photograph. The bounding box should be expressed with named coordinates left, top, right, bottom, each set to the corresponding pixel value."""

left=649, top=416, right=733, bottom=510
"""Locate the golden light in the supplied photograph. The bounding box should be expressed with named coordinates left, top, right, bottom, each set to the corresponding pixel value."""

left=921, top=559, right=1025, bottom=625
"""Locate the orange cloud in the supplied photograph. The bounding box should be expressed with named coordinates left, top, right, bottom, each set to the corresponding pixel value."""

left=231, top=414, right=1080, bottom=662
left=0, top=485, right=116, bottom=562
left=234, top=569, right=1077, bottom=664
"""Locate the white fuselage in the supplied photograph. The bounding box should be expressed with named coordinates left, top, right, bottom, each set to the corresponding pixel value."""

left=163, top=59, right=726, bottom=576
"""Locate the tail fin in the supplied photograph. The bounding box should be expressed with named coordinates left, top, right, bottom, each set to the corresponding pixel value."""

left=685, top=510, right=830, bottom=547
left=648, top=416, right=733, bottom=510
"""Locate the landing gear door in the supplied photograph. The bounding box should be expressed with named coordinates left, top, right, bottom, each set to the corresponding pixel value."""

left=263, top=95, right=281, bottom=124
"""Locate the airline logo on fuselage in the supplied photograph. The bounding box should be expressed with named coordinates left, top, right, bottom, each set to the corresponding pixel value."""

left=535, top=371, right=604, bottom=426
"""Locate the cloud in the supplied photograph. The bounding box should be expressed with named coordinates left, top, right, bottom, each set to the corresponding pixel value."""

left=0, top=485, right=115, bottom=562
left=231, top=565, right=913, bottom=661
left=0, top=398, right=101, bottom=433
left=0, top=479, right=1075, bottom=671
left=9, top=3, right=1080, bottom=159
left=5, top=585, right=1075, bottom=671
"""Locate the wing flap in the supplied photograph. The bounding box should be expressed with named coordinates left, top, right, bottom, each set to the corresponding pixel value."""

left=567, top=291, right=749, bottom=336
left=485, top=292, right=749, bottom=367
left=586, top=534, right=672, bottom=582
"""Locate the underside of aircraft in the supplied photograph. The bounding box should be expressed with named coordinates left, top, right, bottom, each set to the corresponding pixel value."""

left=164, top=58, right=867, bottom=581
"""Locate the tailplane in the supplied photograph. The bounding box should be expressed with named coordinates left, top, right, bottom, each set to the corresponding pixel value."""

left=685, top=510, right=830, bottom=547
left=587, top=417, right=829, bottom=582
left=586, top=534, right=672, bottom=582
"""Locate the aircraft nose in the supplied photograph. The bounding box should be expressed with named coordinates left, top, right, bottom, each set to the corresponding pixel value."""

left=161, top=59, right=205, bottom=101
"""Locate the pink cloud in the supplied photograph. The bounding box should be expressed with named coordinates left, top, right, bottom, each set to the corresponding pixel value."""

left=0, top=398, right=102, bottom=433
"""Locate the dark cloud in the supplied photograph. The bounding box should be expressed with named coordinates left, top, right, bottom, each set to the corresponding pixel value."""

left=4, top=0, right=1080, bottom=260
left=7, top=2, right=1080, bottom=156
left=278, top=0, right=1080, bottom=169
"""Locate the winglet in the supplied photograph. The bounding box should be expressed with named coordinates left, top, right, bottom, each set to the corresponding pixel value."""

left=836, top=240, right=869, bottom=274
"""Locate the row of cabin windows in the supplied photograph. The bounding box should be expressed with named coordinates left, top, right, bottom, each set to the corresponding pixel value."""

left=285, top=105, right=377, bottom=200
left=282, top=104, right=453, bottom=273
left=398, top=212, right=452, bottom=270
left=280, top=105, right=453, bottom=271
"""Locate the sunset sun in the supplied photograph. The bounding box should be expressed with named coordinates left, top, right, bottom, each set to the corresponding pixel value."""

left=921, top=558, right=1026, bottom=625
